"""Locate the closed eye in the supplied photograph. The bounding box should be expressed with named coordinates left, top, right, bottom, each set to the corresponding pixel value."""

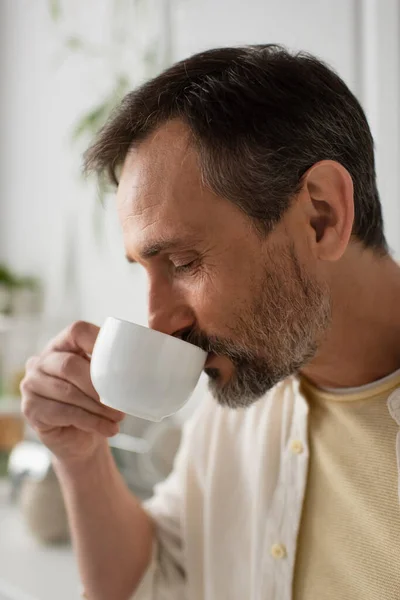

left=174, top=259, right=199, bottom=275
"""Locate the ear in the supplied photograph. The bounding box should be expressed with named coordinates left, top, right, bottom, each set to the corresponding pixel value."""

left=302, top=160, right=354, bottom=262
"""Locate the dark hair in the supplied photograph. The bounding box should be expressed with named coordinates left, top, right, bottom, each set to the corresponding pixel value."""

left=84, top=44, right=387, bottom=252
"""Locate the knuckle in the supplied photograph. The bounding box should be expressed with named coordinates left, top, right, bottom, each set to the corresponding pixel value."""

left=59, top=353, right=77, bottom=378
left=21, top=395, right=37, bottom=422
left=25, top=355, right=39, bottom=373
left=54, top=377, right=73, bottom=399
left=20, top=376, right=33, bottom=396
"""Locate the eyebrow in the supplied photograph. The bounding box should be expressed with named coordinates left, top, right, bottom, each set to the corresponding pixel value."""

left=126, top=236, right=199, bottom=263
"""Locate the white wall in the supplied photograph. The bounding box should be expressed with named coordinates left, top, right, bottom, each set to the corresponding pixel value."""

left=1, top=0, right=399, bottom=333
left=0, top=0, right=150, bottom=330
left=358, top=0, right=400, bottom=255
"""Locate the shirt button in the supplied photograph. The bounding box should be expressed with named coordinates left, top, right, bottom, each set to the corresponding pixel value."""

left=271, top=543, right=287, bottom=559
left=290, top=439, right=304, bottom=454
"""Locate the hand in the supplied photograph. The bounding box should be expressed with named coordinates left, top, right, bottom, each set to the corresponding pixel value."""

left=21, top=321, right=125, bottom=464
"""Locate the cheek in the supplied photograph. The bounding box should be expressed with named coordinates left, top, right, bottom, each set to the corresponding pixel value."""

left=186, top=269, right=253, bottom=333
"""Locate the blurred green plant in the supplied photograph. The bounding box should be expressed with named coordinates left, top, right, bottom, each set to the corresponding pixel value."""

left=71, top=74, right=130, bottom=146
left=0, top=264, right=16, bottom=288
left=14, top=276, right=41, bottom=291
left=48, top=0, right=62, bottom=22
left=47, top=0, right=172, bottom=240
left=0, top=264, right=41, bottom=316
left=0, top=264, right=40, bottom=291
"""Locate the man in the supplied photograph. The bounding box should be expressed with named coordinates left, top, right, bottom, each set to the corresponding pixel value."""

left=21, top=45, right=400, bottom=600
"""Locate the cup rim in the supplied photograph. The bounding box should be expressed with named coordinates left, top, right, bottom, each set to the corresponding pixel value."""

left=105, top=316, right=207, bottom=358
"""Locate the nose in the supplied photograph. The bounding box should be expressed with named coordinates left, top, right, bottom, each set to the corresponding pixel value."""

left=147, top=278, right=195, bottom=338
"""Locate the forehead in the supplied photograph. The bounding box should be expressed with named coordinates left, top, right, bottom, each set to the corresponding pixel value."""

left=116, top=120, right=247, bottom=257
left=117, top=121, right=209, bottom=244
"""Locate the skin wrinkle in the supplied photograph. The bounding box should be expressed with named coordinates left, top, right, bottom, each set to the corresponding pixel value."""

left=117, top=121, right=333, bottom=407
left=84, top=46, right=400, bottom=399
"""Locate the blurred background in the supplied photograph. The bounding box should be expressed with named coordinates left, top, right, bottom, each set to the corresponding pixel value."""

left=0, top=1, right=399, bottom=598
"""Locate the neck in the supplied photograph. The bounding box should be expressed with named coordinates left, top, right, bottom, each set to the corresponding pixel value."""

left=301, top=250, right=400, bottom=389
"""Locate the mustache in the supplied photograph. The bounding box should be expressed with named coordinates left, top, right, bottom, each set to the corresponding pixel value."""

left=180, top=327, right=256, bottom=363
left=180, top=328, right=221, bottom=353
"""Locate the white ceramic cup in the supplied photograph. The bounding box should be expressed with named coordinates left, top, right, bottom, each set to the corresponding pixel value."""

left=90, top=317, right=207, bottom=421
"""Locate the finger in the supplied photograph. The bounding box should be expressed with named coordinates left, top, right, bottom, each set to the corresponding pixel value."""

left=39, top=352, right=125, bottom=420
left=45, top=321, right=100, bottom=357
left=40, top=351, right=99, bottom=401
left=23, top=392, right=120, bottom=437
left=21, top=371, right=124, bottom=423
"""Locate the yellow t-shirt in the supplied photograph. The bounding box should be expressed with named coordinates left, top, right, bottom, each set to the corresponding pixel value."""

left=293, top=371, right=400, bottom=600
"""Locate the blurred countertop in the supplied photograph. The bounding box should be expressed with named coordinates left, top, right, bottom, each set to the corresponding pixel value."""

left=0, top=479, right=80, bottom=600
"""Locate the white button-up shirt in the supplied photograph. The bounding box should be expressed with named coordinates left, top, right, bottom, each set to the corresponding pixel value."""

left=131, top=376, right=400, bottom=600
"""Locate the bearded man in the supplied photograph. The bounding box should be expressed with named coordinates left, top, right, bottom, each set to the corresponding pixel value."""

left=21, top=45, right=400, bottom=600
